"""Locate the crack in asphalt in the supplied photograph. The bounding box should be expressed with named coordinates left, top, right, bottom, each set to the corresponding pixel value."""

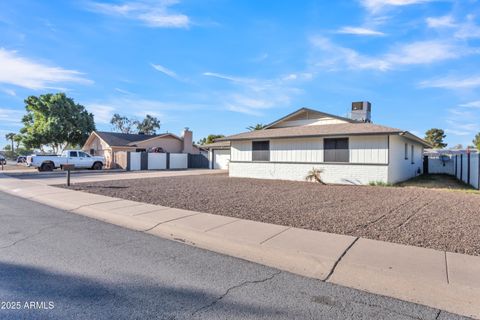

left=435, top=310, right=442, bottom=319
left=0, top=223, right=62, bottom=249
left=191, top=270, right=282, bottom=316
left=324, top=237, right=359, bottom=282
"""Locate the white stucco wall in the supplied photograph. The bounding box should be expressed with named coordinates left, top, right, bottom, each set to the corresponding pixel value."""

left=230, top=135, right=390, bottom=184
left=231, top=135, right=388, bottom=164
left=229, top=162, right=388, bottom=185
left=387, top=135, right=423, bottom=183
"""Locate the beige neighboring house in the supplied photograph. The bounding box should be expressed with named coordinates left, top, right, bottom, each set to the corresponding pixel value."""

left=83, top=128, right=202, bottom=168
left=219, top=102, right=431, bottom=185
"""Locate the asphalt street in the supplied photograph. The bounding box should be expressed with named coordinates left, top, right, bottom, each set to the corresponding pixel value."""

left=0, top=191, right=469, bottom=319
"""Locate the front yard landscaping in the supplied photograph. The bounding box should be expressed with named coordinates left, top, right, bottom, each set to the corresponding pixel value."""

left=63, top=173, right=480, bottom=256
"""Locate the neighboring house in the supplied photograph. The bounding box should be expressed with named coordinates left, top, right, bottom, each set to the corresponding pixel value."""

left=203, top=141, right=230, bottom=169
left=83, top=128, right=202, bottom=168
left=219, top=102, right=431, bottom=185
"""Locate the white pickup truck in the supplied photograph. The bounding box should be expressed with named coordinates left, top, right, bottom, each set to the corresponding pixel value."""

left=26, top=150, right=105, bottom=172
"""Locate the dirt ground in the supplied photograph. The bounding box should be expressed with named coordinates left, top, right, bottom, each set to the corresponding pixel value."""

left=398, top=174, right=478, bottom=193
left=64, top=173, right=480, bottom=256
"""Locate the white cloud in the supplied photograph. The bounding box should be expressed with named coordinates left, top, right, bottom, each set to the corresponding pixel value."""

left=202, top=72, right=246, bottom=83
left=445, top=105, right=480, bottom=140
left=385, top=41, right=463, bottom=65
left=459, top=101, right=480, bottom=108
left=454, top=15, right=480, bottom=39
left=0, top=49, right=92, bottom=90
left=310, top=36, right=390, bottom=71
left=151, top=63, right=179, bottom=80
left=1, top=88, right=16, bottom=96
left=0, top=108, right=24, bottom=124
left=426, top=15, right=455, bottom=28
left=87, top=97, right=208, bottom=125
left=203, top=71, right=307, bottom=115
left=310, top=37, right=475, bottom=71
left=87, top=0, right=190, bottom=28
left=336, top=26, right=385, bottom=36
left=419, top=75, right=480, bottom=89
left=114, top=88, right=133, bottom=95
left=361, top=0, right=435, bottom=13
left=87, top=103, right=115, bottom=124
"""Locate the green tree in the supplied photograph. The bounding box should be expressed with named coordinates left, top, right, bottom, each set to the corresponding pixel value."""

left=135, top=114, right=160, bottom=135
left=247, top=123, right=265, bottom=131
left=110, top=113, right=134, bottom=134
left=20, top=93, right=95, bottom=154
left=424, top=128, right=447, bottom=149
left=473, top=133, right=480, bottom=150
left=13, top=134, right=23, bottom=150
left=5, top=132, right=15, bottom=154
left=197, top=134, right=225, bottom=145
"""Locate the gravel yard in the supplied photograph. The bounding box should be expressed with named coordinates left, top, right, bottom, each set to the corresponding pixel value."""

left=64, top=173, right=480, bottom=256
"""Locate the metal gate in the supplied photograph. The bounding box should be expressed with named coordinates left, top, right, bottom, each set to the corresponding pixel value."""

left=423, top=155, right=429, bottom=174
left=188, top=154, right=209, bottom=168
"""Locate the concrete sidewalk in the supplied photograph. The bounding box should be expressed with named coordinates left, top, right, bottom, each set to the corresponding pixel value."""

left=1, top=173, right=479, bottom=319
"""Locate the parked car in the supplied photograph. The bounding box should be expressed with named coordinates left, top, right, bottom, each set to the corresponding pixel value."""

left=26, top=150, right=105, bottom=172
left=0, top=155, right=6, bottom=166
left=16, top=156, right=27, bottom=163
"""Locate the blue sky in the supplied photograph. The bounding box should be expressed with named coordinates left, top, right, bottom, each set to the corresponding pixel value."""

left=1, top=0, right=480, bottom=148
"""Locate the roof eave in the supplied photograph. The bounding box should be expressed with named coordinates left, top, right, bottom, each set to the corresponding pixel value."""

left=263, top=107, right=357, bottom=130
left=399, top=131, right=432, bottom=148
left=221, top=131, right=402, bottom=141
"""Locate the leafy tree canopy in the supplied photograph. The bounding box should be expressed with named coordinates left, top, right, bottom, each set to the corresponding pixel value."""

left=136, top=114, right=161, bottom=135
left=424, top=128, right=447, bottom=149
left=473, top=133, right=480, bottom=150
left=247, top=123, right=265, bottom=131
left=20, top=93, right=95, bottom=154
left=110, top=114, right=160, bottom=135
left=197, top=134, right=225, bottom=145
left=110, top=113, right=134, bottom=134
left=5, top=132, right=16, bottom=153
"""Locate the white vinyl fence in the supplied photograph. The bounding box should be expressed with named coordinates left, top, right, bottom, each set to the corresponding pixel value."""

left=148, top=153, right=167, bottom=170
left=427, top=152, right=480, bottom=189
left=127, top=152, right=188, bottom=171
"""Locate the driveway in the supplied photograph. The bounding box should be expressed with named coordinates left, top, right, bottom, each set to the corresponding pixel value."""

left=0, top=191, right=464, bottom=320
left=64, top=173, right=480, bottom=256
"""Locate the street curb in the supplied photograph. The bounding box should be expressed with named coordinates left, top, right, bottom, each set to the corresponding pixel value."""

left=1, top=173, right=479, bottom=319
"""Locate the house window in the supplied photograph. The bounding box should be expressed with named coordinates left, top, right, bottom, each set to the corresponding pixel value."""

left=411, top=145, right=414, bottom=164
left=252, top=141, right=270, bottom=161
left=324, top=138, right=349, bottom=162
left=404, top=143, right=408, bottom=160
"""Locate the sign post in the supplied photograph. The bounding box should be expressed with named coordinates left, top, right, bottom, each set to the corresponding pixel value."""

left=62, top=164, right=75, bottom=186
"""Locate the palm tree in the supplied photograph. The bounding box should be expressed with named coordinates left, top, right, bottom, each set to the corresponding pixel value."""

left=246, top=123, right=265, bottom=131
left=5, top=133, right=16, bottom=155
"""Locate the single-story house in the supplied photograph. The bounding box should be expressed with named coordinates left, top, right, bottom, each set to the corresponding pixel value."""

left=83, top=128, right=203, bottom=168
left=204, top=141, right=230, bottom=169
left=217, top=102, right=431, bottom=185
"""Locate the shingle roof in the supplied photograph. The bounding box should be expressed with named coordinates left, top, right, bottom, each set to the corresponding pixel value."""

left=95, top=131, right=173, bottom=147
left=220, top=123, right=404, bottom=141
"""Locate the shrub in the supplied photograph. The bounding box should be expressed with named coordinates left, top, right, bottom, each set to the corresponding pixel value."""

left=305, top=168, right=326, bottom=184
left=368, top=181, right=393, bottom=187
